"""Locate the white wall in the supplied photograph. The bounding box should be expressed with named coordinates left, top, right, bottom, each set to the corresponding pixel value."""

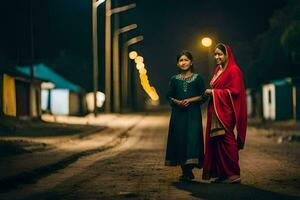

left=41, top=89, right=49, bottom=111
left=262, top=84, right=276, bottom=120
left=50, top=89, right=69, bottom=115
left=246, top=89, right=252, bottom=116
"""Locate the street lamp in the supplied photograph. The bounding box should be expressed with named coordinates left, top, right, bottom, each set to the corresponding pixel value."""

left=92, top=0, right=105, bottom=116
left=121, top=36, right=144, bottom=111
left=129, top=51, right=138, bottom=59
left=201, top=36, right=213, bottom=80
left=201, top=37, right=212, bottom=47
left=113, top=24, right=137, bottom=112
left=105, top=0, right=136, bottom=113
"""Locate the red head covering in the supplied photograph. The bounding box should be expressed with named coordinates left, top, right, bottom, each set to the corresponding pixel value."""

left=210, top=44, right=247, bottom=147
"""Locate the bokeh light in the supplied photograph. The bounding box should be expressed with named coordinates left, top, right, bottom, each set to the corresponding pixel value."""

left=129, top=51, right=138, bottom=60
left=134, top=56, right=144, bottom=64
left=201, top=37, right=212, bottom=47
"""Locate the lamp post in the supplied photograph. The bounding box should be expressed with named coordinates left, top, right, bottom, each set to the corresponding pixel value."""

left=29, top=0, right=35, bottom=80
left=113, top=24, right=137, bottom=112
left=201, top=37, right=213, bottom=81
left=121, top=36, right=144, bottom=111
left=105, top=1, right=136, bottom=112
left=92, top=0, right=105, bottom=116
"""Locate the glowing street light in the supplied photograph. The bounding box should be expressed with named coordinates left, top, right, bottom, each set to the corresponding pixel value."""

left=136, top=63, right=145, bottom=70
left=201, top=36, right=214, bottom=80
left=139, top=68, right=147, bottom=75
left=121, top=36, right=144, bottom=110
left=134, top=56, right=144, bottom=64
left=129, top=51, right=138, bottom=60
left=201, top=37, right=212, bottom=47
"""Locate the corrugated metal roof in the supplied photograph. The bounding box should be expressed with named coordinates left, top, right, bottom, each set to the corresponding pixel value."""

left=17, top=64, right=81, bottom=92
left=270, top=78, right=292, bottom=86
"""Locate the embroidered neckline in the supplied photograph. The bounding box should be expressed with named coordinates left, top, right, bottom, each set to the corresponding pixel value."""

left=175, top=73, right=198, bottom=92
left=175, top=73, right=198, bottom=83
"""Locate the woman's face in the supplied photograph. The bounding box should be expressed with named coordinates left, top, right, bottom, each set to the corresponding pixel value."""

left=177, top=55, right=192, bottom=71
left=214, top=48, right=227, bottom=66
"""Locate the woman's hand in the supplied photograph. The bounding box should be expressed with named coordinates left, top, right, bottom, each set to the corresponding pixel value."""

left=172, top=98, right=183, bottom=106
left=172, top=98, right=189, bottom=107
left=181, top=99, right=190, bottom=107
left=205, top=89, right=213, bottom=96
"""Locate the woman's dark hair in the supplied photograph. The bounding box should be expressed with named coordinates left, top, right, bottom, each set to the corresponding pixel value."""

left=215, top=44, right=227, bottom=55
left=176, top=50, right=194, bottom=72
left=176, top=50, right=193, bottom=62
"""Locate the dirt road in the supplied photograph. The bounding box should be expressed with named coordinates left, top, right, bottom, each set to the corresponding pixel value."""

left=1, top=113, right=299, bottom=200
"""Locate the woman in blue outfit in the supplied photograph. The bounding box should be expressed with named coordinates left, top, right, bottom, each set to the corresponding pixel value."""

left=165, top=50, right=207, bottom=181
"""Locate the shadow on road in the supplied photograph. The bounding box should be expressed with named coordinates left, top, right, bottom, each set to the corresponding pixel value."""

left=0, top=115, right=105, bottom=138
left=173, top=181, right=299, bottom=200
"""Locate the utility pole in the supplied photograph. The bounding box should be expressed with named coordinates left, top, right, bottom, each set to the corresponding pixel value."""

left=105, top=1, right=136, bottom=112
left=29, top=0, right=35, bottom=80
left=113, top=24, right=137, bottom=112
left=92, top=0, right=105, bottom=116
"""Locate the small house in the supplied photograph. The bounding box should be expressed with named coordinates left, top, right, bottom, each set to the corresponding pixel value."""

left=262, top=78, right=293, bottom=120
left=17, top=64, right=87, bottom=116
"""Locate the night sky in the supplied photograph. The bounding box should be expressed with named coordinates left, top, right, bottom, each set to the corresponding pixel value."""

left=0, top=0, right=287, bottom=103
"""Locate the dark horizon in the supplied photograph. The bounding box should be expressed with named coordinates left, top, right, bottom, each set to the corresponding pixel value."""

left=0, top=0, right=293, bottom=103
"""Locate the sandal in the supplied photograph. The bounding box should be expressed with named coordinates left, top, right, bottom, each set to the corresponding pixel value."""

left=211, top=177, right=225, bottom=183
left=221, top=176, right=241, bottom=184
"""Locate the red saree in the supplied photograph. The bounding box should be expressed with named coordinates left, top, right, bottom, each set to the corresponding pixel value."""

left=203, top=44, right=247, bottom=180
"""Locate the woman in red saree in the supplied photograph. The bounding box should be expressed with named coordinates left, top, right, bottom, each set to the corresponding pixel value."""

left=203, top=43, right=247, bottom=183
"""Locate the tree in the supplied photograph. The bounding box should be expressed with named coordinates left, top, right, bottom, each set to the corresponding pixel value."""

left=281, top=20, right=300, bottom=65
left=235, top=0, right=300, bottom=88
